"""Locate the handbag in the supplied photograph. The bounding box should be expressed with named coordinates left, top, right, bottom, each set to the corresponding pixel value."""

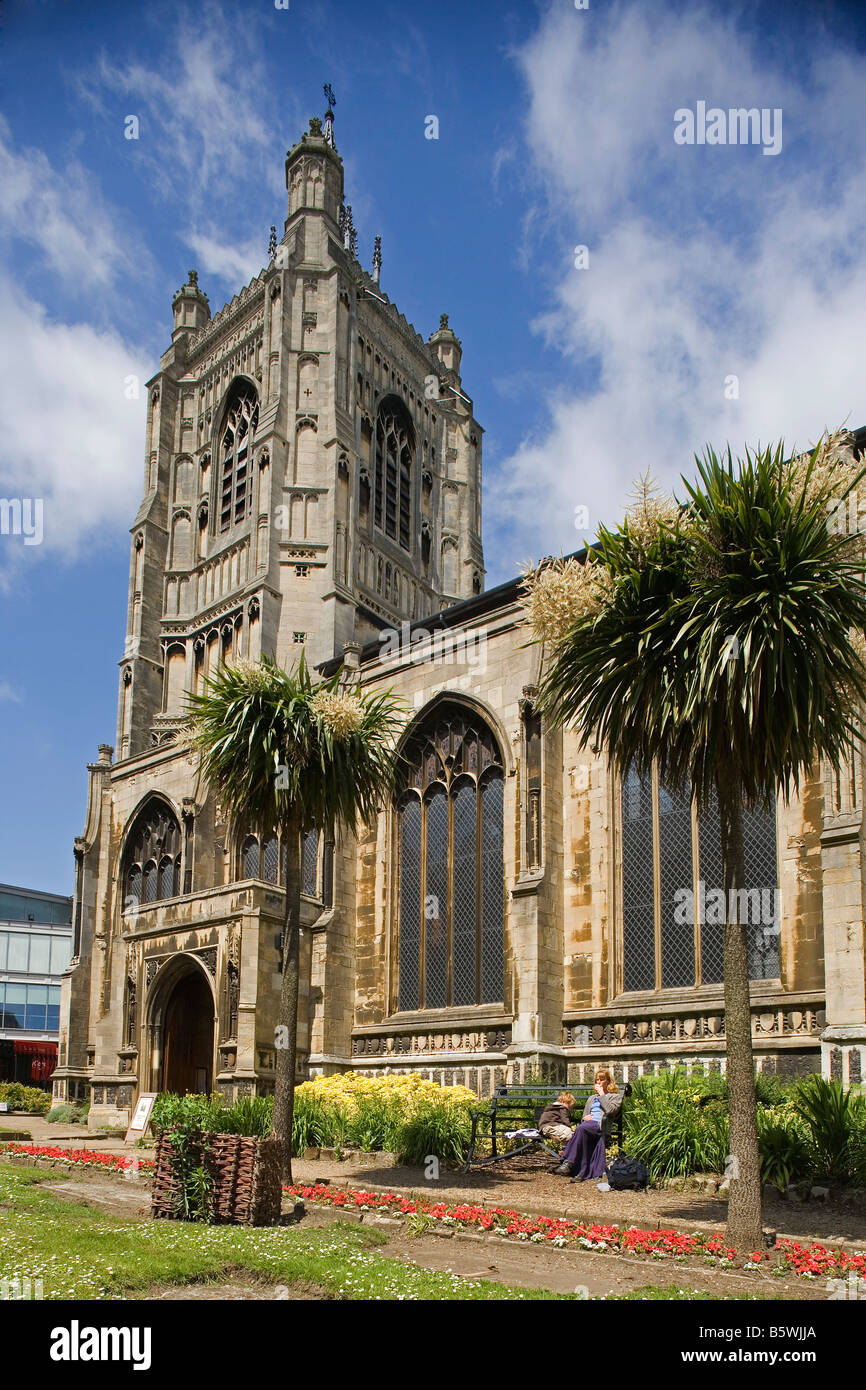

left=606, top=1154, right=649, bottom=1190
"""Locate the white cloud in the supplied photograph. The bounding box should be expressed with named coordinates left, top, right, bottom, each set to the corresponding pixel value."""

left=0, top=116, right=133, bottom=292
left=182, top=231, right=265, bottom=289
left=488, top=5, right=866, bottom=569
left=80, top=6, right=286, bottom=209
left=0, top=681, right=23, bottom=703
left=0, top=277, right=149, bottom=581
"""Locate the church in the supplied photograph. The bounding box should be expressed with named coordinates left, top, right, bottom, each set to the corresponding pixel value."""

left=52, top=108, right=866, bottom=1130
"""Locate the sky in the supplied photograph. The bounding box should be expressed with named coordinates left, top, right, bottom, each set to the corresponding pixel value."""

left=1, top=0, right=865, bottom=893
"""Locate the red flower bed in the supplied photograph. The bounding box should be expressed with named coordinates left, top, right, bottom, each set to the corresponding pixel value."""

left=286, top=1181, right=866, bottom=1282
left=1, top=1141, right=154, bottom=1174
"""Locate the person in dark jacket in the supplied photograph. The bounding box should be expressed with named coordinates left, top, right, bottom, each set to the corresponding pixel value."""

left=537, top=1092, right=576, bottom=1145
left=554, top=1069, right=622, bottom=1181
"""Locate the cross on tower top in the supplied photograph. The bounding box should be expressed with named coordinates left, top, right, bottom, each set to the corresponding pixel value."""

left=323, top=84, right=336, bottom=148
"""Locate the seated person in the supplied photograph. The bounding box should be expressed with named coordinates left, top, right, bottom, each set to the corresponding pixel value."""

left=537, top=1091, right=576, bottom=1146
left=554, top=1069, right=622, bottom=1182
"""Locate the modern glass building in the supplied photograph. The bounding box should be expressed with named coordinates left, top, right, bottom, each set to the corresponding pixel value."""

left=0, top=884, right=72, bottom=1086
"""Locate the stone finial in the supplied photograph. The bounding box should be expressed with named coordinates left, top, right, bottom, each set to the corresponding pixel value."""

left=440, top=313, right=449, bottom=330
left=344, top=203, right=357, bottom=258
left=342, top=641, right=363, bottom=678
left=372, top=235, right=382, bottom=285
left=268, top=225, right=277, bottom=260
left=309, top=116, right=323, bottom=137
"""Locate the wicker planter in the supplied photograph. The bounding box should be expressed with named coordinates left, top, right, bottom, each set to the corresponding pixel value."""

left=151, top=1131, right=285, bottom=1226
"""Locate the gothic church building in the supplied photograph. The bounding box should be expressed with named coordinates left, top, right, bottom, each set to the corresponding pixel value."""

left=54, top=116, right=866, bottom=1128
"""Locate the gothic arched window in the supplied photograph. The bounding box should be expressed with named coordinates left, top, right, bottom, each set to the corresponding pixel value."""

left=374, top=397, right=413, bottom=551
left=620, top=765, right=779, bottom=992
left=396, top=705, right=505, bottom=1011
left=122, top=800, right=183, bottom=911
left=218, top=385, right=259, bottom=532
left=236, top=826, right=322, bottom=900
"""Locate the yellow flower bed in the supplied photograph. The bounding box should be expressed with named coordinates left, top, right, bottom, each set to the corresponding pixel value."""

left=296, top=1071, right=476, bottom=1117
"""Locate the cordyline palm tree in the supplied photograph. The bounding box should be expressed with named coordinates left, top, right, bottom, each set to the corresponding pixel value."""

left=523, top=428, right=866, bottom=1250
left=186, top=654, right=404, bottom=1182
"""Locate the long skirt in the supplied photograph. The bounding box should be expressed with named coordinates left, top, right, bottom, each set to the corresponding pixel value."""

left=560, top=1119, right=607, bottom=1179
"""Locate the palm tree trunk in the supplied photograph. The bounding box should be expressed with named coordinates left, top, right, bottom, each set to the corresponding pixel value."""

left=272, top=807, right=301, bottom=1183
left=717, top=773, right=763, bottom=1253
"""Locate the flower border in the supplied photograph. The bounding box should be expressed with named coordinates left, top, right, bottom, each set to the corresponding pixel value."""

left=287, top=1182, right=866, bottom=1282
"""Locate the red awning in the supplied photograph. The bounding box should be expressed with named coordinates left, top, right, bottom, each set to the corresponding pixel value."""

left=13, top=1041, right=58, bottom=1057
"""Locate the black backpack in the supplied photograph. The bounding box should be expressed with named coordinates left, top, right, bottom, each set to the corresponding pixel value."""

left=607, top=1155, right=648, bottom=1191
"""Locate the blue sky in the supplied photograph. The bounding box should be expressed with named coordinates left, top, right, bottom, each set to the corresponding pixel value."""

left=1, top=0, right=865, bottom=892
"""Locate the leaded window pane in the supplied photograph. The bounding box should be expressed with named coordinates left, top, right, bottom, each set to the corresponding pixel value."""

left=158, top=855, right=175, bottom=900
left=424, top=786, right=449, bottom=1009
left=143, top=861, right=158, bottom=904
left=126, top=866, right=141, bottom=908
left=263, top=835, right=280, bottom=885
left=480, top=772, right=505, bottom=1003
left=622, top=767, right=655, bottom=990
left=698, top=789, right=779, bottom=982
left=398, top=797, right=421, bottom=1011
left=452, top=780, right=477, bottom=1007
left=658, top=780, right=695, bottom=988
left=743, top=802, right=780, bottom=979
left=302, top=829, right=318, bottom=896
left=242, top=835, right=259, bottom=879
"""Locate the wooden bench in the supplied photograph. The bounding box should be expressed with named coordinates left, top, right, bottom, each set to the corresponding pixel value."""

left=463, top=1082, right=629, bottom=1172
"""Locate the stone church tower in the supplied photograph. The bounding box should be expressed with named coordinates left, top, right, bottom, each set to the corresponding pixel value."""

left=119, top=115, right=484, bottom=764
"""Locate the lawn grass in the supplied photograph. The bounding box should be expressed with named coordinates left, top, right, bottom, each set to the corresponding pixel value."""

left=0, top=1164, right=575, bottom=1301
left=615, top=1283, right=778, bottom=1301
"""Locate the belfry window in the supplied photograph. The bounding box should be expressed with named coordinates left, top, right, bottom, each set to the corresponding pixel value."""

left=374, top=398, right=413, bottom=551
left=219, top=387, right=259, bottom=532
left=620, top=765, right=779, bottom=992
left=396, top=705, right=504, bottom=1011
left=122, top=801, right=183, bottom=910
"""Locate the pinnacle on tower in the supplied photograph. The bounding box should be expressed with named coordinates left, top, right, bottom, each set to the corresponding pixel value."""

left=343, top=203, right=357, bottom=258
left=171, top=269, right=210, bottom=340
left=323, top=82, right=336, bottom=148
left=373, top=235, right=382, bottom=285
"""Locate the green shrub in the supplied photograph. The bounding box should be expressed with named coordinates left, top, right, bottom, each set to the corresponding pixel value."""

left=345, top=1093, right=396, bottom=1152
left=291, top=1092, right=341, bottom=1154
left=756, top=1107, right=810, bottom=1190
left=792, top=1075, right=866, bottom=1183
left=395, top=1100, right=474, bottom=1167
left=626, top=1098, right=729, bottom=1181
left=46, top=1104, right=83, bottom=1124
left=624, top=1070, right=866, bottom=1187
left=847, top=1112, right=866, bottom=1187
left=0, top=1082, right=52, bottom=1115
left=753, top=1073, right=797, bottom=1107
left=216, top=1095, right=273, bottom=1138
left=151, top=1092, right=225, bottom=1136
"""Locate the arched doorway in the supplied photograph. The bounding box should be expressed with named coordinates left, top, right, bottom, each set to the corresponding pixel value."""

left=160, top=967, right=215, bottom=1095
